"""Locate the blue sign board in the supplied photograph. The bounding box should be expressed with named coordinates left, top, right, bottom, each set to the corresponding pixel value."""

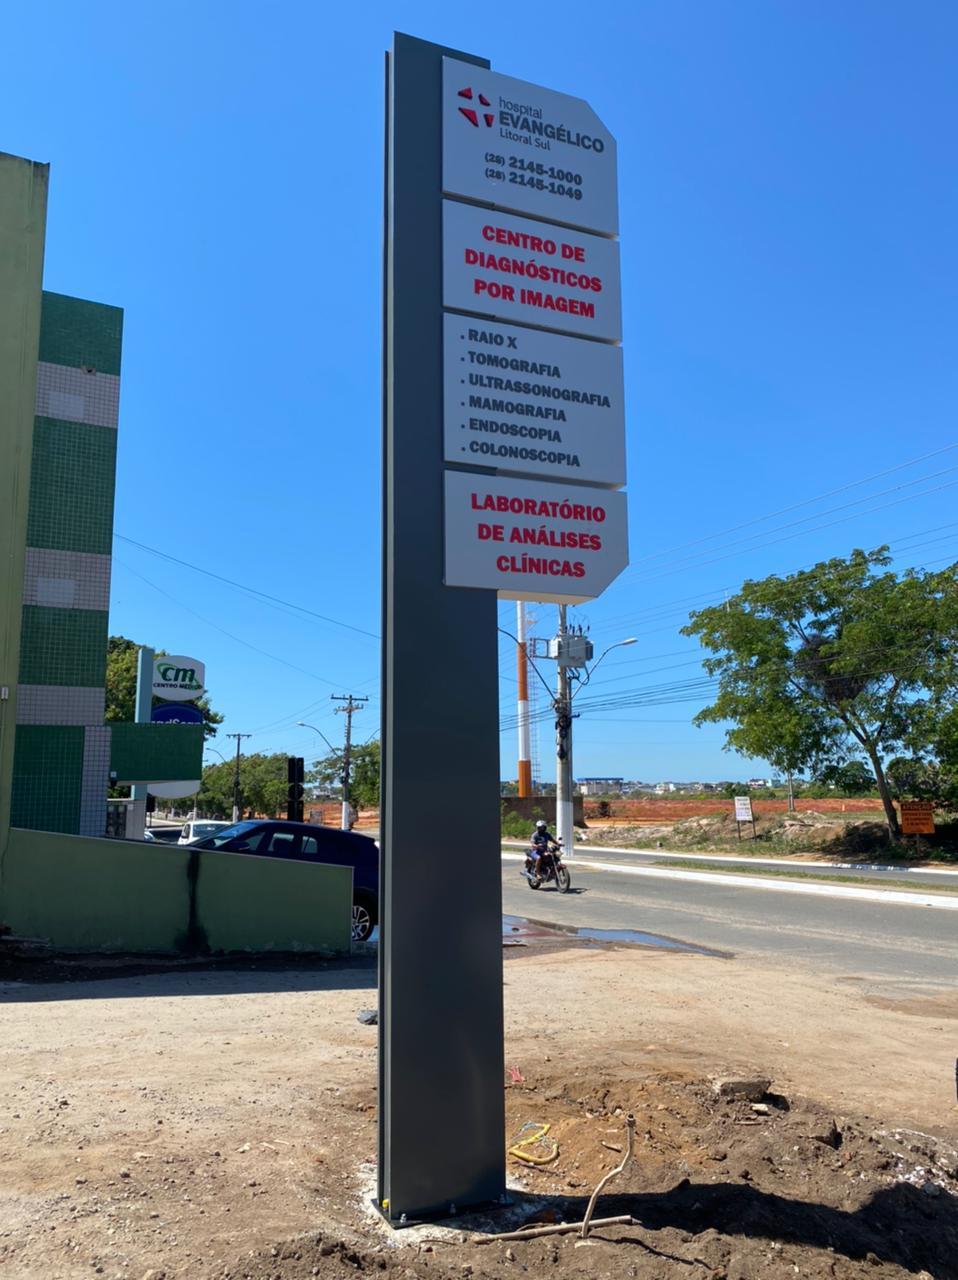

left=151, top=702, right=203, bottom=726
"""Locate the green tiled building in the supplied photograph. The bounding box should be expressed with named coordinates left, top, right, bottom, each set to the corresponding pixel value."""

left=11, top=292, right=123, bottom=833
left=1, top=150, right=201, bottom=839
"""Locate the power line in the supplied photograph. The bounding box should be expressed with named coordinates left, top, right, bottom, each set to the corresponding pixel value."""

left=556, top=522, right=958, bottom=642
left=591, top=532, right=957, bottom=670
left=621, top=442, right=958, bottom=571
left=114, top=559, right=356, bottom=690
left=115, top=534, right=380, bottom=640
left=587, top=523, right=958, bottom=634
left=498, top=604, right=958, bottom=733
left=619, top=475, right=958, bottom=589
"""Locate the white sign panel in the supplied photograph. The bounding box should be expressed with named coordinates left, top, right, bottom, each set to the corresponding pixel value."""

left=147, top=780, right=200, bottom=799
left=734, top=795, right=754, bottom=823
left=442, top=57, right=618, bottom=237
left=443, top=200, right=622, bottom=343
left=152, top=655, right=205, bottom=702
left=444, top=470, right=628, bottom=604
left=444, top=315, right=625, bottom=488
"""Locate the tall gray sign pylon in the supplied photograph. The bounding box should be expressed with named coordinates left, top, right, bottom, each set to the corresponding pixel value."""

left=379, top=33, right=505, bottom=1223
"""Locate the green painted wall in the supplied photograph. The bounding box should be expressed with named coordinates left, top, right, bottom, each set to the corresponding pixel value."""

left=3, top=828, right=190, bottom=952
left=0, top=152, right=48, bottom=846
left=196, top=853, right=352, bottom=954
left=110, top=722, right=204, bottom=783
left=2, top=827, right=353, bottom=955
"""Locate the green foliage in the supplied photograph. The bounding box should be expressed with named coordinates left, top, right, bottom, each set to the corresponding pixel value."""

left=500, top=802, right=548, bottom=838
left=886, top=757, right=945, bottom=804
left=720, top=782, right=748, bottom=799
left=306, top=740, right=380, bottom=809
left=816, top=760, right=877, bottom=796
left=105, top=636, right=139, bottom=724
left=348, top=741, right=380, bottom=809
left=500, top=805, right=530, bottom=838
left=195, top=752, right=290, bottom=819
left=106, top=636, right=223, bottom=740
left=682, top=548, right=958, bottom=838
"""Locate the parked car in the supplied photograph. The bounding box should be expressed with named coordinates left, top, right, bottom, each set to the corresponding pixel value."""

left=177, top=819, right=233, bottom=846
left=188, top=820, right=379, bottom=942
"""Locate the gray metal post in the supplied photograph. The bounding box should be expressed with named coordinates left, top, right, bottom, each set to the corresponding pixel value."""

left=129, top=647, right=154, bottom=836
left=380, top=33, right=505, bottom=1222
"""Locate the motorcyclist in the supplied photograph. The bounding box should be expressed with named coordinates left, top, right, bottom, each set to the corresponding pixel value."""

left=529, top=819, right=558, bottom=879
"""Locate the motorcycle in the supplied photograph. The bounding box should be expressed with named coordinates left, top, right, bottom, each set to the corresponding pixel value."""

left=523, top=841, right=571, bottom=893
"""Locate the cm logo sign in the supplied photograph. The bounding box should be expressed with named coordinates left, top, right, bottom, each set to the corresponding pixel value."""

left=152, top=655, right=206, bottom=702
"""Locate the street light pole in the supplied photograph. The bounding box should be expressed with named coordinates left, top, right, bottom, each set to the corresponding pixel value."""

left=296, top=721, right=339, bottom=755
left=226, top=733, right=250, bottom=823
left=200, top=746, right=228, bottom=822
left=297, top=721, right=342, bottom=826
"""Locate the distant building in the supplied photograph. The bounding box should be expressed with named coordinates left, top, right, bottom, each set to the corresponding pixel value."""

left=654, top=782, right=677, bottom=794
left=577, top=777, right=624, bottom=796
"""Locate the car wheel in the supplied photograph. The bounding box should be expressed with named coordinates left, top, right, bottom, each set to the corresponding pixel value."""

left=352, top=896, right=375, bottom=943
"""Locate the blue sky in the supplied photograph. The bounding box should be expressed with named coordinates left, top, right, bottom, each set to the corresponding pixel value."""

left=4, top=1, right=956, bottom=783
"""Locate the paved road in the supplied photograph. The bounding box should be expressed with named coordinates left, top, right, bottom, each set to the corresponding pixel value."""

left=503, top=839, right=958, bottom=887
left=501, top=856, right=958, bottom=993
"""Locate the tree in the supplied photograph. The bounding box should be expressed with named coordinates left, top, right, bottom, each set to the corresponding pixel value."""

left=195, top=753, right=290, bottom=819
left=816, top=760, right=876, bottom=796
left=935, top=707, right=958, bottom=808
left=106, top=636, right=223, bottom=739
left=307, top=740, right=381, bottom=810
left=682, top=548, right=958, bottom=839
left=886, top=757, right=943, bottom=803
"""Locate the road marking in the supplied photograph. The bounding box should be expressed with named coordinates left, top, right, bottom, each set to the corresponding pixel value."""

left=501, top=840, right=958, bottom=878
left=500, top=852, right=958, bottom=911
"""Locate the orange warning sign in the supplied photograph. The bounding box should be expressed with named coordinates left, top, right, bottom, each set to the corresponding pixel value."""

left=900, top=800, right=935, bottom=835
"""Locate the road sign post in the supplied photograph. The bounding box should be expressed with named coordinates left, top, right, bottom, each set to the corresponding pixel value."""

left=734, top=794, right=754, bottom=840
left=380, top=31, right=626, bottom=1223
left=380, top=34, right=504, bottom=1224
left=900, top=799, right=935, bottom=857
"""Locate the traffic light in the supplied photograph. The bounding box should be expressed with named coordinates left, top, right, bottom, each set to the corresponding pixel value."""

left=287, top=756, right=305, bottom=822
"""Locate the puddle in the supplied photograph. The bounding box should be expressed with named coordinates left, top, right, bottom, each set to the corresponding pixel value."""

left=362, top=919, right=726, bottom=958
left=502, top=914, right=726, bottom=957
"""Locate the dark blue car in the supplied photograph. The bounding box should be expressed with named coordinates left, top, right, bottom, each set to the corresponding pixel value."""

left=190, top=820, right=379, bottom=941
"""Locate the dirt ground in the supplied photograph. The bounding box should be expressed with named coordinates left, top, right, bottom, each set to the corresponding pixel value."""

left=577, top=808, right=957, bottom=860
left=1, top=940, right=956, bottom=1280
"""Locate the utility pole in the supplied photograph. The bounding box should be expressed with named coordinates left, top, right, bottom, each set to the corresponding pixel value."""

left=332, top=695, right=368, bottom=830
left=554, top=605, right=575, bottom=856
left=516, top=602, right=532, bottom=798
left=226, top=733, right=250, bottom=823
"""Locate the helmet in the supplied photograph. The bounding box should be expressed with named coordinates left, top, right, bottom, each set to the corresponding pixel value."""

left=536, top=820, right=547, bottom=829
